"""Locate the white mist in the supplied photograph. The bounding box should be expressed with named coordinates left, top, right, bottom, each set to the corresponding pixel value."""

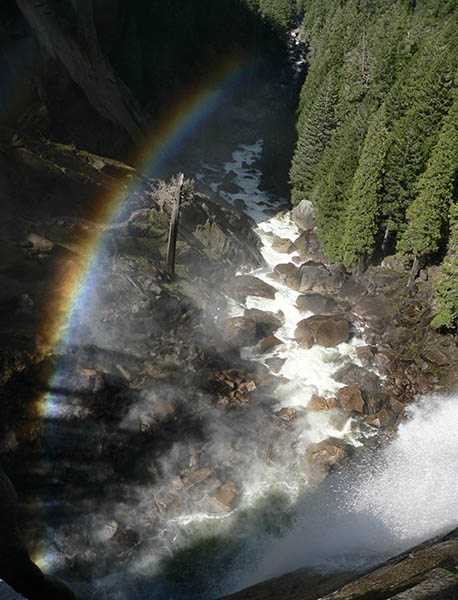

left=248, top=392, right=458, bottom=585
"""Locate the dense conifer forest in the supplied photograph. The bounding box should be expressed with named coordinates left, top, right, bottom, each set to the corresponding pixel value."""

left=287, top=0, right=457, bottom=329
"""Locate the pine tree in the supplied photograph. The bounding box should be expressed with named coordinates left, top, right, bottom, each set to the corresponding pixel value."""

left=381, top=46, right=455, bottom=243
left=432, top=199, right=458, bottom=329
left=311, top=103, right=370, bottom=261
left=398, top=92, right=458, bottom=262
left=341, top=104, right=389, bottom=267
left=290, top=71, right=337, bottom=205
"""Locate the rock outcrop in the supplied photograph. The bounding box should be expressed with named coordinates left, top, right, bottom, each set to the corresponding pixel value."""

left=219, top=528, right=458, bottom=600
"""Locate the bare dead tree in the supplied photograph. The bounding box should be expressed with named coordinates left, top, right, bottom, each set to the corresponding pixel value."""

left=167, top=173, right=184, bottom=277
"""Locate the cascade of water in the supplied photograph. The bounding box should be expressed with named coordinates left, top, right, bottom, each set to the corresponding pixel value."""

left=247, top=391, right=458, bottom=586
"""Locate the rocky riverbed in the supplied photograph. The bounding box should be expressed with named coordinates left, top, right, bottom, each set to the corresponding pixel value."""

left=1, top=97, right=458, bottom=599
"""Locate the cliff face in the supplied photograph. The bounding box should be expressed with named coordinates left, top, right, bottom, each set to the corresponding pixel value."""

left=219, top=527, right=458, bottom=600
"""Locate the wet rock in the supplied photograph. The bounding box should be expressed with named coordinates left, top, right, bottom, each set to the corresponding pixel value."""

left=232, top=275, right=276, bottom=300
left=183, top=467, right=212, bottom=489
left=221, top=316, right=257, bottom=347
left=220, top=181, right=242, bottom=194
left=92, top=521, right=118, bottom=544
left=271, top=236, right=295, bottom=254
left=273, top=262, right=298, bottom=282
left=295, top=315, right=351, bottom=348
left=364, top=408, right=394, bottom=428
left=336, top=386, right=365, bottom=413
left=296, top=261, right=332, bottom=293
left=306, top=395, right=336, bottom=411
left=296, top=293, right=337, bottom=314
left=244, top=308, right=283, bottom=338
left=355, top=345, right=376, bottom=367
left=212, top=481, right=238, bottom=512
left=256, top=335, right=283, bottom=354
left=305, top=437, right=349, bottom=484
left=233, top=198, right=247, bottom=211
left=22, top=232, right=54, bottom=252
left=275, top=407, right=298, bottom=421
left=291, top=199, right=315, bottom=231
left=293, top=229, right=327, bottom=262
left=265, top=357, right=286, bottom=373
left=333, top=364, right=382, bottom=414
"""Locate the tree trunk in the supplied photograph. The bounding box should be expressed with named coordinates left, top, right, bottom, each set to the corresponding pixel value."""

left=408, top=255, right=420, bottom=288
left=167, top=173, right=184, bottom=277
left=16, top=0, right=146, bottom=142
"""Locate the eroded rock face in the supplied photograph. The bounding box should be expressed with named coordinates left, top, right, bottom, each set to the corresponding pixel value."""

left=295, top=315, right=351, bottom=348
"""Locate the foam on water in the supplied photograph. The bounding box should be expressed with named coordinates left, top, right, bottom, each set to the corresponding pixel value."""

left=221, top=141, right=363, bottom=412
left=247, top=392, right=458, bottom=585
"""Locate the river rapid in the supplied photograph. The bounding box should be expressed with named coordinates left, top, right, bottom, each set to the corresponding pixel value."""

left=79, top=133, right=458, bottom=600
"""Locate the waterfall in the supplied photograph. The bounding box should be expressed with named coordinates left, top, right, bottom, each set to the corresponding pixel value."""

left=247, top=391, right=458, bottom=586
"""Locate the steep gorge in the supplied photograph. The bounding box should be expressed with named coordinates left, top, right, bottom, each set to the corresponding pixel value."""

left=0, top=2, right=457, bottom=599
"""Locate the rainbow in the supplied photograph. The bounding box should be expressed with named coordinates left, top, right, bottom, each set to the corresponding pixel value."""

left=35, top=54, right=258, bottom=415
left=31, top=54, right=258, bottom=569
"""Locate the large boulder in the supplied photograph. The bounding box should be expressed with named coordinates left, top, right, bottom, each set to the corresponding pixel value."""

left=296, top=293, right=337, bottom=314
left=336, top=386, right=365, bottom=413
left=295, top=315, right=351, bottom=348
left=271, top=236, right=295, bottom=254
left=256, top=335, right=282, bottom=354
left=304, top=437, right=349, bottom=484
left=333, top=364, right=382, bottom=414
left=221, top=316, right=257, bottom=347
left=296, top=261, right=333, bottom=293
left=232, top=275, right=276, bottom=301
left=211, top=481, right=238, bottom=512
left=293, top=229, right=327, bottom=263
left=273, top=263, right=298, bottom=283
left=291, top=199, right=315, bottom=231
left=244, top=308, right=283, bottom=338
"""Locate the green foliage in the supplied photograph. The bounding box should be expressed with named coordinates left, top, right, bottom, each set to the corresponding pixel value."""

left=258, top=0, right=297, bottom=33
left=342, top=104, right=389, bottom=267
left=290, top=0, right=458, bottom=271
left=290, top=71, right=336, bottom=206
left=381, top=45, right=455, bottom=242
left=432, top=200, right=458, bottom=330
left=311, top=105, right=370, bottom=261
left=398, top=93, right=458, bottom=260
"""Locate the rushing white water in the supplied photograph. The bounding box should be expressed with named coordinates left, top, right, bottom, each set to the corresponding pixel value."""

left=61, top=140, right=458, bottom=600
left=246, top=391, right=458, bottom=586
left=214, top=140, right=363, bottom=425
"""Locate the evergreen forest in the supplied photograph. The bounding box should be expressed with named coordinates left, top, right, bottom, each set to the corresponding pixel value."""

left=287, top=0, right=458, bottom=328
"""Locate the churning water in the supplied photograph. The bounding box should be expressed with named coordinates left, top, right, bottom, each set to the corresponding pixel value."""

left=249, top=392, right=458, bottom=587
left=57, top=140, right=458, bottom=599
